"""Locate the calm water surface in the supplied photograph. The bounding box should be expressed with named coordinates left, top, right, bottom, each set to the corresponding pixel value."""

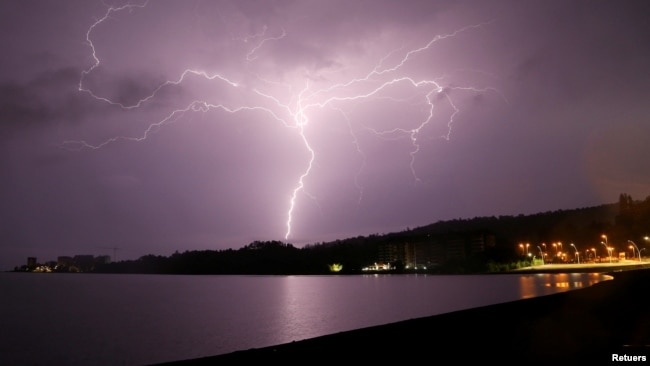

left=0, top=272, right=610, bottom=365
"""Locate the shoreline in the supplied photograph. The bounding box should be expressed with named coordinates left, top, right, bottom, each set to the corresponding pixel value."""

left=507, top=260, right=650, bottom=274
left=155, top=267, right=650, bottom=365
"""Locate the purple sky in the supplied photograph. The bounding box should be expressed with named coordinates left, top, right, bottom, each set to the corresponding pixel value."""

left=2, top=0, right=650, bottom=270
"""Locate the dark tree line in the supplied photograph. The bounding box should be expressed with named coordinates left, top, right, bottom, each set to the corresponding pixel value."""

left=93, top=193, right=650, bottom=275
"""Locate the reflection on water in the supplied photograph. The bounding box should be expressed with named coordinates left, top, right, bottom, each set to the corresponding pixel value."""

left=0, top=272, right=612, bottom=366
left=519, top=273, right=613, bottom=299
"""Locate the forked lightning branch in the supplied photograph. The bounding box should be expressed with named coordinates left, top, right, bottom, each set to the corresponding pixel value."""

left=66, top=2, right=501, bottom=241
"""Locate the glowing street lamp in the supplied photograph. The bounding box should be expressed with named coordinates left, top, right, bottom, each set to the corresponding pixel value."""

left=537, top=246, right=545, bottom=265
left=518, top=243, right=528, bottom=256
left=600, top=242, right=612, bottom=263
left=570, top=243, right=580, bottom=264
left=641, top=248, right=646, bottom=262
left=628, top=240, right=641, bottom=261
left=600, top=241, right=612, bottom=263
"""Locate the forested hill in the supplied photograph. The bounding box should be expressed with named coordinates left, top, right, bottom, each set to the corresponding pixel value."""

left=408, top=203, right=620, bottom=246
left=92, top=194, right=650, bottom=275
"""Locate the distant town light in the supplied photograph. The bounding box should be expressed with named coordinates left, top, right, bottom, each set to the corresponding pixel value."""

left=328, top=263, right=343, bottom=272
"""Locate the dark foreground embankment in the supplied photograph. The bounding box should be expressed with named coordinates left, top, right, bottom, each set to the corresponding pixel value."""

left=156, top=269, right=650, bottom=365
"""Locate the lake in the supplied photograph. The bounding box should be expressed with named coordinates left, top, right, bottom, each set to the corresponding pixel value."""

left=0, top=272, right=610, bottom=365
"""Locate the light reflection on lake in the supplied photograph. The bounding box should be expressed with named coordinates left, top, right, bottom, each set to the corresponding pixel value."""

left=0, top=272, right=610, bottom=365
left=518, top=272, right=613, bottom=299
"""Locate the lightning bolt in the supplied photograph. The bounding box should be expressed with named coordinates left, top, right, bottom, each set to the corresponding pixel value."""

left=246, top=28, right=287, bottom=61
left=65, top=2, right=503, bottom=241
left=78, top=1, right=150, bottom=106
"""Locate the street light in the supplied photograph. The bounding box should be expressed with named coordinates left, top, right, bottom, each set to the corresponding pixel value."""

left=641, top=248, right=647, bottom=262
left=570, top=243, right=580, bottom=264
left=605, top=246, right=613, bottom=261
left=600, top=241, right=612, bottom=263
left=628, top=240, right=641, bottom=261
left=518, top=243, right=529, bottom=256
left=537, top=246, right=545, bottom=265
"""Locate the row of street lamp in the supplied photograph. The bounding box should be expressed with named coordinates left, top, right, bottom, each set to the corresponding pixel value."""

left=518, top=235, right=648, bottom=264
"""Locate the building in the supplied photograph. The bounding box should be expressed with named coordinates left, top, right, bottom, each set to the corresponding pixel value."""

left=377, top=231, right=493, bottom=269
